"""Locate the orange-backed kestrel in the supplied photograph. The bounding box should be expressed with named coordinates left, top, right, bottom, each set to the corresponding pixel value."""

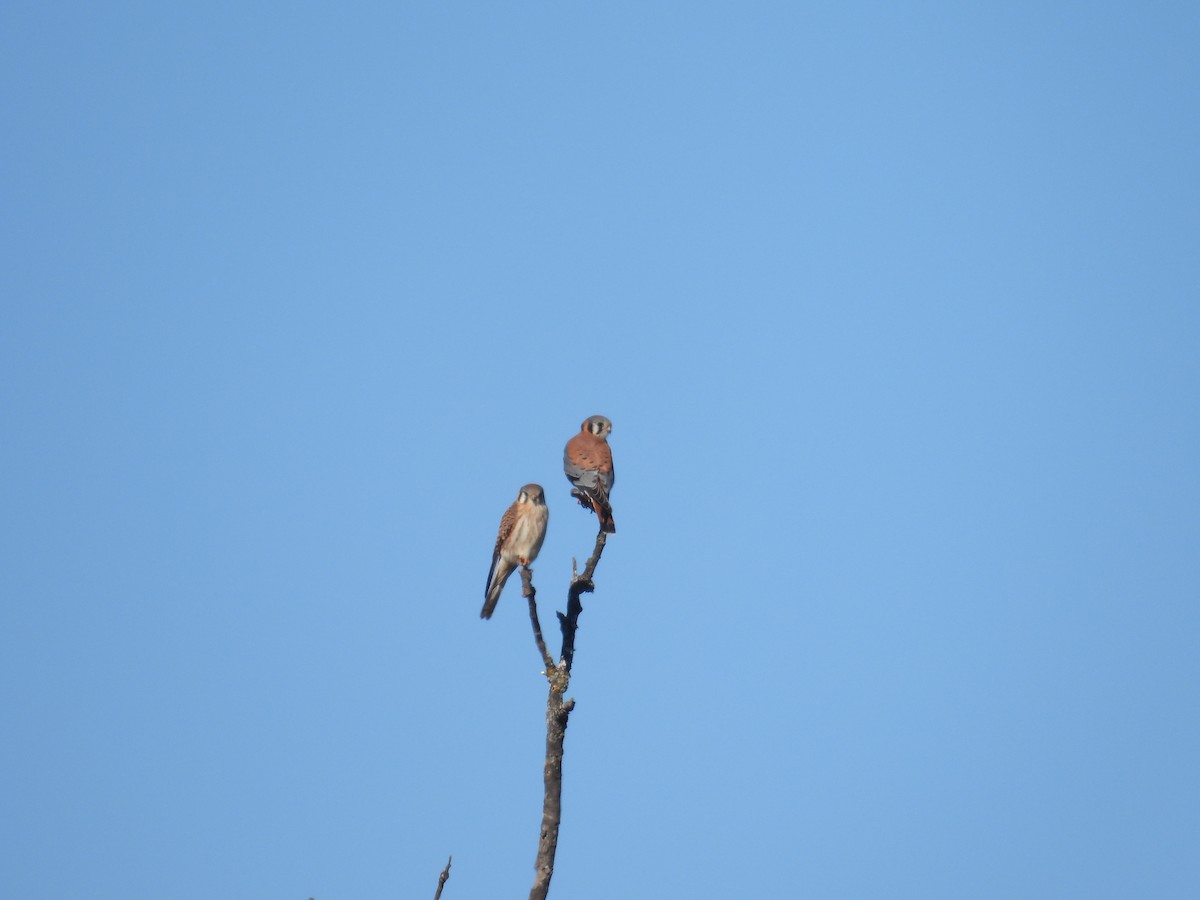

left=563, top=415, right=616, bottom=534
left=481, top=483, right=549, bottom=619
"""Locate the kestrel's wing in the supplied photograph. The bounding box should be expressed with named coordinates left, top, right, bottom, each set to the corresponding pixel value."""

left=485, top=502, right=518, bottom=592
left=482, top=501, right=519, bottom=618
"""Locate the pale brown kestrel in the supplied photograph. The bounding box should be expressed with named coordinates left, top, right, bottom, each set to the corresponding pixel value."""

left=481, top=483, right=549, bottom=619
left=563, top=415, right=615, bottom=534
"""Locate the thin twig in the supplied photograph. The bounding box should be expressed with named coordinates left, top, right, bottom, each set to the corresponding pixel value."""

left=522, top=566, right=554, bottom=670
left=433, top=856, right=451, bottom=900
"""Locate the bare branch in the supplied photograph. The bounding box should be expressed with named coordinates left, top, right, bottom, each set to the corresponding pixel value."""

left=577, top=530, right=608, bottom=587
left=528, top=527, right=610, bottom=900
left=559, top=530, right=606, bottom=673
left=433, top=856, right=451, bottom=900
left=522, top=566, right=554, bottom=671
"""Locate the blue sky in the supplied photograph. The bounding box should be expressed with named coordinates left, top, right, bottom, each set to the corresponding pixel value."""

left=3, top=3, right=1198, bottom=898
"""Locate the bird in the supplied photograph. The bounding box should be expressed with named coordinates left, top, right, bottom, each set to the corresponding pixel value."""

left=482, top=483, right=549, bottom=619
left=563, top=415, right=616, bottom=534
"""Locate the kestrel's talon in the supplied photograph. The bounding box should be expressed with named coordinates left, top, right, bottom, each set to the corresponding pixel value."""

left=481, top=484, right=549, bottom=620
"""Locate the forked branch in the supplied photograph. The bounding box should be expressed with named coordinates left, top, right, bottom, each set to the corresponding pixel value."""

left=526, top=528, right=609, bottom=900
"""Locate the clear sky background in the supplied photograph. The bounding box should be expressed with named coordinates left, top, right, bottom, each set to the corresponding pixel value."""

left=3, top=3, right=1198, bottom=898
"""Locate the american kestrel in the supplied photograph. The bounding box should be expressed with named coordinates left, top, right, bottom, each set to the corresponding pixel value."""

left=481, top=483, right=549, bottom=619
left=563, top=415, right=616, bottom=534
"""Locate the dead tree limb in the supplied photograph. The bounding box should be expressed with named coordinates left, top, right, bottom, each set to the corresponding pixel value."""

left=527, top=529, right=609, bottom=900
left=433, top=855, right=451, bottom=900
left=521, top=566, right=553, bottom=671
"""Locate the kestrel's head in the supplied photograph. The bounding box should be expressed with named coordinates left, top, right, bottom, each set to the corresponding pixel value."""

left=581, top=415, right=612, bottom=439
left=518, top=483, right=546, bottom=505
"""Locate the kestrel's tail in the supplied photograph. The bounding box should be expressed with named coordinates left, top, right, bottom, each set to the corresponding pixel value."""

left=572, top=487, right=616, bottom=534
left=482, top=558, right=513, bottom=619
